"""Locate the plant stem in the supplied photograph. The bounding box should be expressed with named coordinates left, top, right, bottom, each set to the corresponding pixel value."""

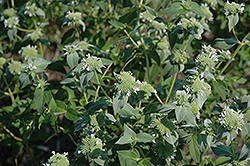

left=165, top=73, right=177, bottom=104
left=215, top=44, right=242, bottom=79
left=230, top=130, right=235, bottom=153
left=232, top=27, right=240, bottom=44
left=115, top=114, right=124, bottom=132
left=94, top=70, right=101, bottom=102
left=122, top=55, right=136, bottom=70
left=137, top=146, right=146, bottom=158
left=16, top=26, right=34, bottom=33
left=154, top=93, right=164, bottom=104
left=216, top=30, right=250, bottom=79
left=11, top=0, right=15, bottom=8
left=124, top=29, right=139, bottom=48
left=3, top=125, right=22, bottom=142
left=3, top=75, right=15, bottom=104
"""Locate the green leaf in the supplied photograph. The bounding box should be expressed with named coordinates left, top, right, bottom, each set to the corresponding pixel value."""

left=183, top=107, right=197, bottom=126
left=34, top=89, right=52, bottom=113
left=161, top=2, right=184, bottom=15
left=138, top=158, right=154, bottom=166
left=189, top=1, right=205, bottom=17
left=113, top=95, right=128, bottom=114
left=212, top=80, right=229, bottom=100
left=33, top=58, right=51, bottom=73
left=79, top=70, right=94, bottom=89
left=62, top=28, right=75, bottom=44
left=227, top=14, right=239, bottom=32
left=36, top=8, right=45, bottom=17
left=109, top=21, right=126, bottom=29
left=175, top=106, right=186, bottom=122
left=65, top=108, right=80, bottom=122
left=116, top=124, right=136, bottom=145
left=118, top=103, right=140, bottom=118
left=158, top=103, right=176, bottom=113
left=117, top=150, right=138, bottom=166
left=19, top=73, right=32, bottom=89
left=49, top=97, right=57, bottom=112
left=67, top=52, right=79, bottom=69
left=213, top=157, right=231, bottom=166
left=211, top=142, right=234, bottom=157
left=189, top=135, right=201, bottom=163
left=239, top=143, right=250, bottom=161
left=212, top=37, right=238, bottom=50
left=135, top=133, right=154, bottom=143
left=193, top=90, right=207, bottom=108
left=7, top=28, right=17, bottom=41
left=147, top=49, right=161, bottom=66
left=85, top=98, right=110, bottom=111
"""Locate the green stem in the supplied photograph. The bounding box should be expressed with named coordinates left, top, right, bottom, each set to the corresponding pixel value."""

left=138, top=100, right=142, bottom=109
left=232, top=27, right=240, bottom=44
left=3, top=75, right=15, bottom=104
left=11, top=0, right=15, bottom=8
left=137, top=146, right=146, bottom=158
left=215, top=61, right=223, bottom=69
left=215, top=44, right=242, bottom=79
left=3, top=125, right=22, bottom=142
left=215, top=30, right=250, bottom=79
left=16, top=26, right=34, bottom=33
left=165, top=73, right=177, bottom=104
left=124, top=29, right=139, bottom=48
left=230, top=130, right=235, bottom=153
left=39, top=42, right=44, bottom=57
left=154, top=92, right=164, bottom=104
left=115, top=114, right=124, bottom=132
left=122, top=56, right=136, bottom=70
left=94, top=70, right=101, bottom=102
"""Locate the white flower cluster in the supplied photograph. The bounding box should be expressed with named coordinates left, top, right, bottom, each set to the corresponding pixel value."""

left=65, top=11, right=82, bottom=26
left=24, top=2, right=37, bottom=17
left=114, top=71, right=156, bottom=97
left=81, top=54, right=105, bottom=73
left=218, top=108, right=244, bottom=131
left=19, top=45, right=38, bottom=60
left=224, top=1, right=245, bottom=16
left=195, top=45, right=218, bottom=71
left=4, top=16, right=19, bottom=28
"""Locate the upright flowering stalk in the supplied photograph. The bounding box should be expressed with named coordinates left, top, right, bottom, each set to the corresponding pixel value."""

left=24, top=2, right=37, bottom=17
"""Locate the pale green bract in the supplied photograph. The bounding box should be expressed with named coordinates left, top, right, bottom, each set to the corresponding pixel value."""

left=19, top=45, right=38, bottom=60
left=174, top=90, right=191, bottom=106
left=171, top=49, right=189, bottom=65
left=78, top=136, right=103, bottom=155
left=114, top=71, right=137, bottom=96
left=224, top=1, right=245, bottom=16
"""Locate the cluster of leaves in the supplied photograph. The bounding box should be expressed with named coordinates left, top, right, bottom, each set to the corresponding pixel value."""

left=1, top=0, right=250, bottom=165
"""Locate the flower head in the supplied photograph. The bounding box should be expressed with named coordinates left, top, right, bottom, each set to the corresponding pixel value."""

left=65, top=11, right=82, bottom=26
left=178, top=18, right=204, bottom=39
left=43, top=151, right=69, bottom=166
left=24, top=2, right=37, bottom=17
left=9, top=61, right=22, bottom=74
left=183, top=76, right=211, bottom=97
left=224, top=1, right=245, bottom=16
left=4, top=16, right=19, bottom=28
left=174, top=90, right=191, bottom=106
left=114, top=71, right=137, bottom=96
left=3, top=8, right=16, bottom=17
left=218, top=108, right=244, bottom=131
left=29, top=29, right=43, bottom=41
left=19, top=45, right=38, bottom=60
left=219, top=49, right=232, bottom=60
left=171, top=49, right=189, bottom=65
left=78, top=136, right=103, bottom=155
left=82, top=54, right=105, bottom=73
left=137, top=81, right=155, bottom=99
left=196, top=45, right=218, bottom=71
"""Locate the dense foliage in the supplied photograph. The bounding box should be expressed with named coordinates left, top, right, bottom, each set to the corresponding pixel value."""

left=1, top=0, right=250, bottom=165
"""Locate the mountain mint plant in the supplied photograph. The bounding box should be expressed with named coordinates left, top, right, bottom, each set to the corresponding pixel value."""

left=1, top=0, right=250, bottom=166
